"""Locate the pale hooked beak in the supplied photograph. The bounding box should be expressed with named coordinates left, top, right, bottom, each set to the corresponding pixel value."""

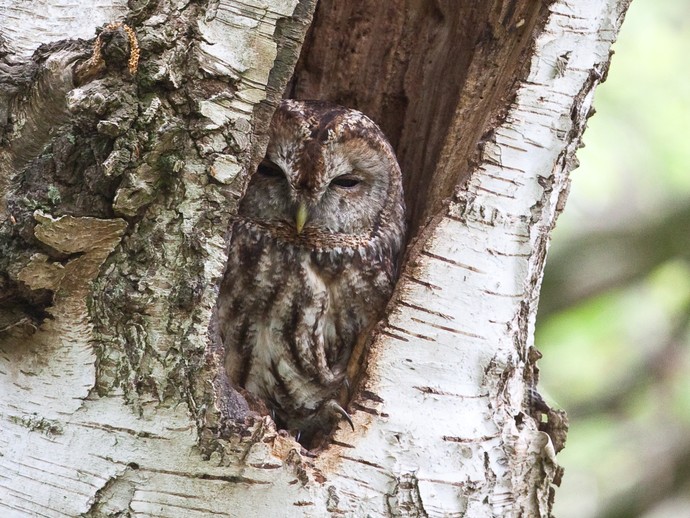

left=295, top=202, right=308, bottom=234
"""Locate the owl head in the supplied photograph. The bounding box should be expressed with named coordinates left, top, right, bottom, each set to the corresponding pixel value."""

left=239, top=100, right=405, bottom=238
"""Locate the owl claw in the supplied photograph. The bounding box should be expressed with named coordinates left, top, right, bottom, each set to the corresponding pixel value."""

left=326, top=400, right=354, bottom=431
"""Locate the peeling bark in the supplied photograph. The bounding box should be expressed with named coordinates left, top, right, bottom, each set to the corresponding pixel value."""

left=0, top=0, right=630, bottom=517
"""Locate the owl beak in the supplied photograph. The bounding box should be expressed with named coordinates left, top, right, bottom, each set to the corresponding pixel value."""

left=295, top=202, right=308, bottom=234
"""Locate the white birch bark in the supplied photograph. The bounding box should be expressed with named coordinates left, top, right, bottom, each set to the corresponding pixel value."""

left=0, top=0, right=630, bottom=517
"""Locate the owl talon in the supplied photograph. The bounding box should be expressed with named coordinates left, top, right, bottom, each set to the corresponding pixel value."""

left=326, top=400, right=354, bottom=431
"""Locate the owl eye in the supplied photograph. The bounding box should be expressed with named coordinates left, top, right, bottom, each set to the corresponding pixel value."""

left=330, top=175, right=361, bottom=188
left=257, top=159, right=284, bottom=179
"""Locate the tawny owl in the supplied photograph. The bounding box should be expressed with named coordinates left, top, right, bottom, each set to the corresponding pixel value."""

left=218, top=100, right=405, bottom=443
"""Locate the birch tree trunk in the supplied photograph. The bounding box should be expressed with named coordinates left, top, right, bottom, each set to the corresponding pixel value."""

left=0, top=0, right=630, bottom=516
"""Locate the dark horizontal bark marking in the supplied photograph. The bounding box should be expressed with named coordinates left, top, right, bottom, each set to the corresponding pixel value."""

left=504, top=230, right=530, bottom=238
left=482, top=289, right=524, bottom=298
left=380, top=329, right=410, bottom=343
left=399, top=301, right=453, bottom=320
left=340, top=455, right=391, bottom=474
left=488, top=248, right=531, bottom=258
left=351, top=402, right=381, bottom=416
left=484, top=172, right=524, bottom=184
left=495, top=141, right=529, bottom=153
left=414, top=386, right=489, bottom=399
left=410, top=317, right=486, bottom=340
left=475, top=185, right=516, bottom=199
left=387, top=325, right=435, bottom=343
left=416, top=477, right=467, bottom=488
left=330, top=439, right=355, bottom=449
left=248, top=462, right=282, bottom=469
left=74, top=421, right=168, bottom=440
left=442, top=434, right=500, bottom=443
left=421, top=251, right=485, bottom=273
left=133, top=496, right=231, bottom=516
left=95, top=460, right=272, bottom=485
left=404, top=275, right=442, bottom=290
left=359, top=390, right=384, bottom=403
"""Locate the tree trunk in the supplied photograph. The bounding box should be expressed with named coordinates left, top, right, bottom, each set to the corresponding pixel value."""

left=0, top=1, right=630, bottom=516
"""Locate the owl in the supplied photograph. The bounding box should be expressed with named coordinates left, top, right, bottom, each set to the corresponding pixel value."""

left=218, top=100, right=405, bottom=444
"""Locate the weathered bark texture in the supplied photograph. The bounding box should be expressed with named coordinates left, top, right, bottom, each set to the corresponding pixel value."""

left=0, top=0, right=630, bottom=517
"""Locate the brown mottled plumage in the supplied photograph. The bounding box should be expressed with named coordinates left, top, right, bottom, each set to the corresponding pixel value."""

left=218, top=100, right=405, bottom=443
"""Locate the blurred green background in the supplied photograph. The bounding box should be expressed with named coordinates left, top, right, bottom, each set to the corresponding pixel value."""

left=538, top=1, right=690, bottom=517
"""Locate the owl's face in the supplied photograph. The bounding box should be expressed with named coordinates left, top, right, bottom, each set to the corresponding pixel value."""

left=239, top=100, right=403, bottom=236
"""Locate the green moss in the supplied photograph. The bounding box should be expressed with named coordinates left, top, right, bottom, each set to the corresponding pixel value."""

left=46, top=185, right=61, bottom=205
left=9, top=414, right=63, bottom=436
